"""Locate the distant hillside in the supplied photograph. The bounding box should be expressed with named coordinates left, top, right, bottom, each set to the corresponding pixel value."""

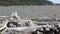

left=0, top=0, right=53, bottom=6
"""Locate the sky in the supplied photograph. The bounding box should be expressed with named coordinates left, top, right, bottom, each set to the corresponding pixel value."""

left=49, top=0, right=60, bottom=3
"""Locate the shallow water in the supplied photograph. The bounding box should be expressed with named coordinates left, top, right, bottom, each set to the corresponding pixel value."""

left=0, top=5, right=60, bottom=19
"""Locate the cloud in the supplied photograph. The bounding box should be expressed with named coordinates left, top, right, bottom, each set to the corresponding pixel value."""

left=49, top=0, right=60, bottom=3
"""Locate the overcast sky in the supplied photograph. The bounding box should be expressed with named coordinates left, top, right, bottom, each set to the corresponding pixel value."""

left=49, top=0, right=60, bottom=3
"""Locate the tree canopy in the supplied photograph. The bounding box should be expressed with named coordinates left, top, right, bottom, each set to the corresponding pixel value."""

left=0, top=0, right=53, bottom=6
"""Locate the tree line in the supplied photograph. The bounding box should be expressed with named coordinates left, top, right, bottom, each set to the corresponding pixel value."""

left=0, top=0, right=53, bottom=6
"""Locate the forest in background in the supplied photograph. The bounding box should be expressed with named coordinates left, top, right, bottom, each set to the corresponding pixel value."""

left=0, top=0, right=53, bottom=6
